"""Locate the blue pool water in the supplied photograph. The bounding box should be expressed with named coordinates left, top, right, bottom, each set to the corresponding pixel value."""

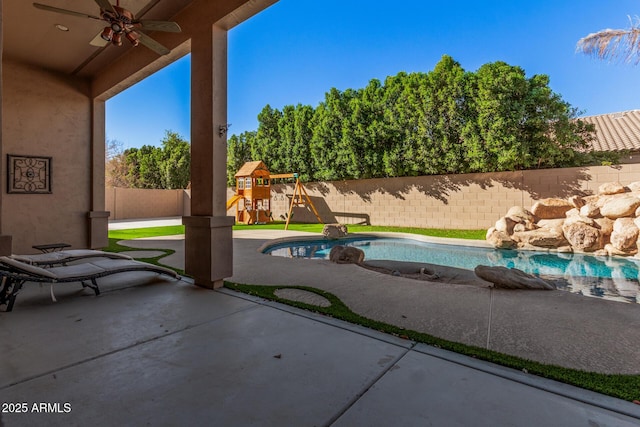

left=264, top=236, right=640, bottom=303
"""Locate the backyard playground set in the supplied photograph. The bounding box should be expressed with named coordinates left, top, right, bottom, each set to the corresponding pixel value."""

left=226, top=161, right=322, bottom=229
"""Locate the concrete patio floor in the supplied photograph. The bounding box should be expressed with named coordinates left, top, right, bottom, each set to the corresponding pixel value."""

left=1, top=218, right=639, bottom=426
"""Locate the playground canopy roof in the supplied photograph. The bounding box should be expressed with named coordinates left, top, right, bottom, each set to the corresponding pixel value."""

left=235, top=161, right=270, bottom=177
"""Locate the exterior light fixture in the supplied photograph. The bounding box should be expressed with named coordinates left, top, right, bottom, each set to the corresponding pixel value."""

left=219, top=124, right=231, bottom=137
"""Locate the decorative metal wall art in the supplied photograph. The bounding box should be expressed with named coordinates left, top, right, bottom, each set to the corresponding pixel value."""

left=7, top=155, right=52, bottom=194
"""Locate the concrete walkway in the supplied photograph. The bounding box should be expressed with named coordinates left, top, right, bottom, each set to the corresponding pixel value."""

left=0, top=219, right=638, bottom=425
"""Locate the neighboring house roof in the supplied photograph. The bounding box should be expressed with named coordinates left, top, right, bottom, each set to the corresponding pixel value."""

left=235, top=160, right=270, bottom=177
left=580, top=110, right=640, bottom=152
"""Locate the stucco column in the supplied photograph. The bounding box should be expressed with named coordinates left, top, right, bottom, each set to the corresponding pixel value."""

left=0, top=0, right=11, bottom=255
left=183, top=24, right=234, bottom=288
left=88, top=98, right=110, bottom=249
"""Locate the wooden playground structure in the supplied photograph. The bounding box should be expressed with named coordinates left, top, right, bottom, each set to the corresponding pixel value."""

left=227, top=161, right=322, bottom=229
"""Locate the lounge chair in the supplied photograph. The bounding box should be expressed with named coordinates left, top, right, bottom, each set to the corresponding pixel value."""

left=0, top=256, right=180, bottom=312
left=10, top=249, right=133, bottom=267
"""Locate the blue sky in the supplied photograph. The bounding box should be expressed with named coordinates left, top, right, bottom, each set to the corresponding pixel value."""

left=106, top=0, right=640, bottom=149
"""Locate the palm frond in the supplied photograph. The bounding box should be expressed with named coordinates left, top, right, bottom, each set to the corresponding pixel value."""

left=576, top=16, right=640, bottom=64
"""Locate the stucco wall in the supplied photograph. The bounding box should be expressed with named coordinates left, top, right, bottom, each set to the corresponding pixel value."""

left=225, top=164, right=640, bottom=229
left=106, top=187, right=188, bottom=219
left=2, top=60, right=92, bottom=253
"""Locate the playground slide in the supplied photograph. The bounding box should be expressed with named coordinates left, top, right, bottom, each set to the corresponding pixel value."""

left=226, top=194, right=243, bottom=210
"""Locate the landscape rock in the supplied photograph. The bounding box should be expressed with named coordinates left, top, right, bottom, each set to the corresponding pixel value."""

left=511, top=228, right=568, bottom=248
left=513, top=221, right=538, bottom=232
left=594, top=217, right=614, bottom=236
left=600, top=196, right=640, bottom=219
left=605, top=243, right=637, bottom=257
left=628, top=181, right=640, bottom=192
left=579, top=203, right=600, bottom=218
left=506, top=206, right=536, bottom=223
left=536, top=219, right=565, bottom=231
left=486, top=228, right=516, bottom=249
left=610, top=218, right=639, bottom=251
left=329, top=245, right=364, bottom=264
left=568, top=195, right=586, bottom=209
left=562, top=221, right=602, bottom=252
left=487, top=182, right=640, bottom=256
left=322, top=223, right=348, bottom=239
left=474, top=265, right=556, bottom=290
left=531, top=198, right=574, bottom=219
left=598, top=182, right=627, bottom=195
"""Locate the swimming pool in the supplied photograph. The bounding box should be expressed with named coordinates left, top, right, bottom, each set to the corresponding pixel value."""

left=264, top=235, right=640, bottom=303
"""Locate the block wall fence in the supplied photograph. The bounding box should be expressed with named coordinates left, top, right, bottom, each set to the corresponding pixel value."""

left=108, top=164, right=640, bottom=229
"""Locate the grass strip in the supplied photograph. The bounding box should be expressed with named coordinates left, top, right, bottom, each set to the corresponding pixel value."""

left=108, top=223, right=486, bottom=240
left=224, top=282, right=640, bottom=402
left=104, top=235, right=184, bottom=276
left=108, top=225, right=185, bottom=240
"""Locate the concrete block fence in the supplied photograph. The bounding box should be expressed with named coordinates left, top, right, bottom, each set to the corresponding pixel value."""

left=109, top=164, right=640, bottom=229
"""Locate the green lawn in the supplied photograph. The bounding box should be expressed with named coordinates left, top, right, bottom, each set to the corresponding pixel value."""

left=108, top=222, right=485, bottom=241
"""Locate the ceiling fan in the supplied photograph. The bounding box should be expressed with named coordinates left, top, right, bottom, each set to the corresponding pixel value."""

left=33, top=0, right=181, bottom=55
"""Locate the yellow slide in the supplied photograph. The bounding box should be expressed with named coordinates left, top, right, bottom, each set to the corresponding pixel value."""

left=226, top=194, right=243, bottom=210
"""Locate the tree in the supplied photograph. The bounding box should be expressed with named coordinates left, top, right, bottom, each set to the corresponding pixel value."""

left=110, top=130, right=191, bottom=189
left=227, top=131, right=255, bottom=186
left=159, top=131, right=191, bottom=189
left=577, top=16, right=640, bottom=63
left=424, top=55, right=469, bottom=174
left=310, top=88, right=359, bottom=180
left=229, top=56, right=596, bottom=181
left=105, top=138, right=131, bottom=187
left=252, top=105, right=283, bottom=171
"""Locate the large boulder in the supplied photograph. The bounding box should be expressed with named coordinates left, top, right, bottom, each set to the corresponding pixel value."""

left=531, top=198, right=573, bottom=219
left=506, top=206, right=536, bottom=223
left=494, top=217, right=516, bottom=234
left=322, top=223, right=348, bottom=239
left=486, top=228, right=517, bottom=249
left=562, top=221, right=602, bottom=252
left=536, top=218, right=565, bottom=231
left=598, top=182, right=627, bottom=195
left=329, top=245, right=365, bottom=264
left=579, top=203, right=600, bottom=218
left=474, top=266, right=555, bottom=290
left=600, top=196, right=640, bottom=219
left=610, top=218, right=639, bottom=252
left=511, top=228, right=568, bottom=248
left=568, top=195, right=586, bottom=209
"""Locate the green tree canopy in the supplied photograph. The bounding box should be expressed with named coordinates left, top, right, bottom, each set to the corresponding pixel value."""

left=227, top=55, right=599, bottom=183
left=107, top=130, right=191, bottom=189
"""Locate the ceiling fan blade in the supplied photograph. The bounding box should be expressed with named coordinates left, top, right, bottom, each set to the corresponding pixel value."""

left=137, top=32, right=170, bottom=55
left=93, top=0, right=116, bottom=14
left=33, top=3, right=102, bottom=20
left=89, top=31, right=109, bottom=47
left=136, top=20, right=182, bottom=33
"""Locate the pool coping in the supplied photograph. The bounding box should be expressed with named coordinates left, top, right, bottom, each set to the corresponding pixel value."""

left=257, top=231, right=495, bottom=254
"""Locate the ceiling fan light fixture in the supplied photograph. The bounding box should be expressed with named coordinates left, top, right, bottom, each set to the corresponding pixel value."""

left=100, top=27, right=114, bottom=42
left=125, top=32, right=140, bottom=47
left=112, top=32, right=123, bottom=46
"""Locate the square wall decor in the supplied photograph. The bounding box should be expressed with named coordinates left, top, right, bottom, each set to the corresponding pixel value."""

left=7, top=155, right=52, bottom=194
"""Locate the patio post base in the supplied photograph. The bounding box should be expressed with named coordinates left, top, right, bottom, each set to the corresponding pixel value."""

left=182, top=215, right=234, bottom=289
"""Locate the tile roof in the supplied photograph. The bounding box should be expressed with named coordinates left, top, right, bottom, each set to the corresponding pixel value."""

left=580, top=110, right=640, bottom=152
